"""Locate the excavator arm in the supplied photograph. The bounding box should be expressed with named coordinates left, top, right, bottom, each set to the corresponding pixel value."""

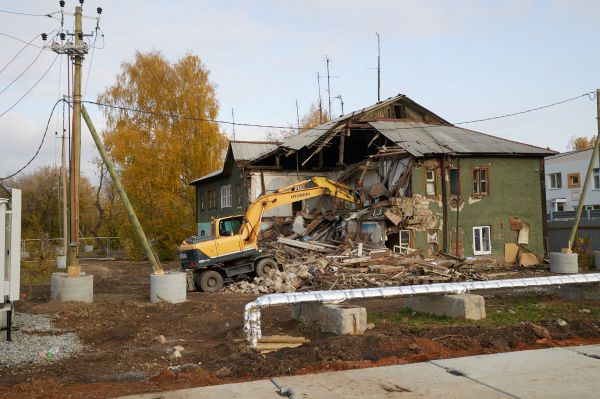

left=240, top=176, right=358, bottom=244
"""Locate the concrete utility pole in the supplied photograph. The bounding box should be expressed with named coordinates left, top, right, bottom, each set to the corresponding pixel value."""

left=325, top=56, right=332, bottom=120
left=568, top=88, right=600, bottom=251
left=61, top=132, right=68, bottom=258
left=317, top=72, right=323, bottom=124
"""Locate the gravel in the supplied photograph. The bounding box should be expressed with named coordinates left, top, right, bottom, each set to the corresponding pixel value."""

left=0, top=312, right=82, bottom=368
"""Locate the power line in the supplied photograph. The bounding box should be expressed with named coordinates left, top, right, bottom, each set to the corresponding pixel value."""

left=0, top=99, right=65, bottom=181
left=0, top=32, right=49, bottom=49
left=0, top=41, right=47, bottom=95
left=0, top=33, right=41, bottom=75
left=0, top=54, right=59, bottom=119
left=82, top=90, right=595, bottom=132
left=0, top=8, right=60, bottom=19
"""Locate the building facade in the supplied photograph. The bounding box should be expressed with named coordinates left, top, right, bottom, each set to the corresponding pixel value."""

left=544, top=148, right=600, bottom=213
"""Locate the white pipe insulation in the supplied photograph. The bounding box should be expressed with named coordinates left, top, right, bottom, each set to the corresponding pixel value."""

left=244, top=273, right=600, bottom=346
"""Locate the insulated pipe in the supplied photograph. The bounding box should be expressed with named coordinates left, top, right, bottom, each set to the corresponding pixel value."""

left=244, top=273, right=600, bottom=346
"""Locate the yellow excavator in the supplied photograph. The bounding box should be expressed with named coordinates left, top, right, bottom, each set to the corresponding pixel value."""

left=179, top=176, right=358, bottom=292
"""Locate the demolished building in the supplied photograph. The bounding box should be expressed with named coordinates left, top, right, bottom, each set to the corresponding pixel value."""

left=192, top=94, right=556, bottom=264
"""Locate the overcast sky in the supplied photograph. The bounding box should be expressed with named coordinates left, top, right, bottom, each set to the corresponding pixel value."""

left=1, top=0, right=599, bottom=181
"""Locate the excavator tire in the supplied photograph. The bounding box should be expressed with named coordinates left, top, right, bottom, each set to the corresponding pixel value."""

left=255, top=257, right=279, bottom=278
left=197, top=270, right=224, bottom=292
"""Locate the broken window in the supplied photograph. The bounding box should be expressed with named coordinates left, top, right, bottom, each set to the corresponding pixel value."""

left=449, top=169, right=460, bottom=196
left=399, top=229, right=411, bottom=254
left=208, top=190, right=217, bottom=209
left=473, top=226, right=491, bottom=255
left=220, top=185, right=232, bottom=208
left=427, top=229, right=439, bottom=255
left=548, top=172, right=562, bottom=189
left=472, top=168, right=488, bottom=196
left=568, top=172, right=581, bottom=188
left=198, top=191, right=205, bottom=212
left=236, top=183, right=243, bottom=208
left=425, top=169, right=436, bottom=196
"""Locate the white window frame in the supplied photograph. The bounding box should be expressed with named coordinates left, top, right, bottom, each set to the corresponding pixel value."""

left=399, top=229, right=411, bottom=254
left=548, top=172, right=562, bottom=189
left=425, top=169, right=436, bottom=196
left=220, top=185, right=232, bottom=209
left=472, top=226, right=491, bottom=255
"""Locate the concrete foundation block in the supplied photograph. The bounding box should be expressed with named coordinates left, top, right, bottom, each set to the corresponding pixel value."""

left=292, top=303, right=367, bottom=335
left=550, top=252, right=578, bottom=274
left=150, top=272, right=187, bottom=304
left=404, top=294, right=486, bottom=320
left=50, top=272, right=94, bottom=303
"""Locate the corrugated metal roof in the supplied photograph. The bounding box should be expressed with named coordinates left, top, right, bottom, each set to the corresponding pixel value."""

left=190, top=167, right=224, bottom=184
left=231, top=141, right=279, bottom=161
left=369, top=121, right=556, bottom=157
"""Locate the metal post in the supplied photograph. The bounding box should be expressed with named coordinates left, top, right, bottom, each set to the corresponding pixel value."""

left=81, top=105, right=163, bottom=274
left=568, top=89, right=600, bottom=251
left=67, top=6, right=83, bottom=277
left=376, top=32, right=381, bottom=102
left=61, top=133, right=68, bottom=257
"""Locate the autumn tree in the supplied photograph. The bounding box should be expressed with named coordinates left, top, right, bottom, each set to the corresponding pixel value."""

left=568, top=135, right=596, bottom=151
left=98, top=51, right=228, bottom=259
left=266, top=101, right=330, bottom=142
left=6, top=165, right=97, bottom=240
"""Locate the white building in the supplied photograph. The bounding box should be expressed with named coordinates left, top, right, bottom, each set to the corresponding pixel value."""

left=544, top=148, right=600, bottom=212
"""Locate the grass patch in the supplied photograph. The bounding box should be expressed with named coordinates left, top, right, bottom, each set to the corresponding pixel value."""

left=368, top=296, right=600, bottom=329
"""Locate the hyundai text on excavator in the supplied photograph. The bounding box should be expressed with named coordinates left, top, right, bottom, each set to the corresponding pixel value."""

left=179, top=177, right=358, bottom=292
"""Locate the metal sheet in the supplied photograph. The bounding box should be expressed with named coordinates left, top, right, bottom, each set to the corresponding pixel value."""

left=370, top=121, right=555, bottom=156
left=231, top=141, right=279, bottom=161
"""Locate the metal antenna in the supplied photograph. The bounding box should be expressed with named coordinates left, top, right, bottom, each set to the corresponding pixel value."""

left=376, top=32, right=381, bottom=102
left=334, top=95, right=344, bottom=115
left=325, top=55, right=332, bottom=120
left=295, top=100, right=300, bottom=130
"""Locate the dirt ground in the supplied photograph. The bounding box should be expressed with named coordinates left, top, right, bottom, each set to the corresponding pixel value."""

left=1, top=259, right=599, bottom=399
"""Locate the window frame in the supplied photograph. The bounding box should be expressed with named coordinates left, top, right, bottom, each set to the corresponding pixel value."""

left=220, top=185, right=232, bottom=209
left=567, top=172, right=581, bottom=188
left=449, top=168, right=460, bottom=197
left=548, top=172, right=562, bottom=189
left=472, top=167, right=489, bottom=197
left=427, top=229, right=439, bottom=256
left=198, top=191, right=205, bottom=212
left=594, top=168, right=600, bottom=190
left=472, top=225, right=492, bottom=255
left=398, top=229, right=412, bottom=254
left=208, top=189, right=217, bottom=210
left=425, top=168, right=437, bottom=197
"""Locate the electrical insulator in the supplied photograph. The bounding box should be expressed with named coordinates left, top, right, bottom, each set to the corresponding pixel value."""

left=42, top=33, right=47, bottom=41
left=97, top=7, right=102, bottom=14
left=59, top=0, right=65, bottom=7
left=77, top=32, right=83, bottom=40
left=79, top=0, right=84, bottom=4
left=60, top=32, right=66, bottom=41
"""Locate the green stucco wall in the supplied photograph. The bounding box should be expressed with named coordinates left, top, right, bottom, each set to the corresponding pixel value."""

left=410, top=156, right=544, bottom=261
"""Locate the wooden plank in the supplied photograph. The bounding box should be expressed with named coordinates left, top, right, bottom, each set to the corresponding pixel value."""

left=258, top=336, right=310, bottom=344
left=504, top=243, right=519, bottom=264
left=384, top=209, right=402, bottom=226
left=276, top=237, right=333, bottom=253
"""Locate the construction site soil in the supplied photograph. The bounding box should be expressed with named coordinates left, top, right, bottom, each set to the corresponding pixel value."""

left=1, top=259, right=599, bottom=398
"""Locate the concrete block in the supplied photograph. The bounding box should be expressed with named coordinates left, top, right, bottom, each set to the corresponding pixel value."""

left=550, top=252, right=578, bottom=274
left=0, top=310, right=6, bottom=341
left=292, top=303, right=367, bottom=335
left=50, top=272, right=94, bottom=303
left=404, top=294, right=486, bottom=320
left=150, top=272, right=187, bottom=304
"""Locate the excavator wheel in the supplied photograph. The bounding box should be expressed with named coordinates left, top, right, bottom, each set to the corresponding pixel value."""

left=255, top=257, right=279, bottom=278
left=196, top=270, right=224, bottom=292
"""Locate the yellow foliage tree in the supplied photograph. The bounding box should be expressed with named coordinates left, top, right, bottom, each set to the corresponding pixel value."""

left=568, top=135, right=596, bottom=151
left=98, top=51, right=228, bottom=259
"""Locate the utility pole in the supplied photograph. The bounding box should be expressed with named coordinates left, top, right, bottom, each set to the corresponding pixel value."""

left=295, top=100, right=300, bottom=130
left=61, top=131, right=68, bottom=258
left=568, top=88, right=600, bottom=251
left=49, top=1, right=99, bottom=277
left=325, top=56, right=332, bottom=120
left=317, top=72, right=323, bottom=124
left=334, top=95, right=344, bottom=115
left=231, top=108, right=236, bottom=141
left=376, top=32, right=381, bottom=102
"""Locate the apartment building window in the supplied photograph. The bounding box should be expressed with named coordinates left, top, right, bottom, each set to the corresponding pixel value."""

left=425, top=169, right=436, bottom=196
left=208, top=190, right=217, bottom=210
left=220, top=185, right=232, bottom=209
left=473, top=226, right=491, bottom=255
left=236, top=183, right=243, bottom=208
left=198, top=191, right=205, bottom=212
left=449, top=169, right=460, bottom=196
left=548, top=172, right=562, bottom=189
left=473, top=168, right=489, bottom=196
left=567, top=173, right=581, bottom=188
